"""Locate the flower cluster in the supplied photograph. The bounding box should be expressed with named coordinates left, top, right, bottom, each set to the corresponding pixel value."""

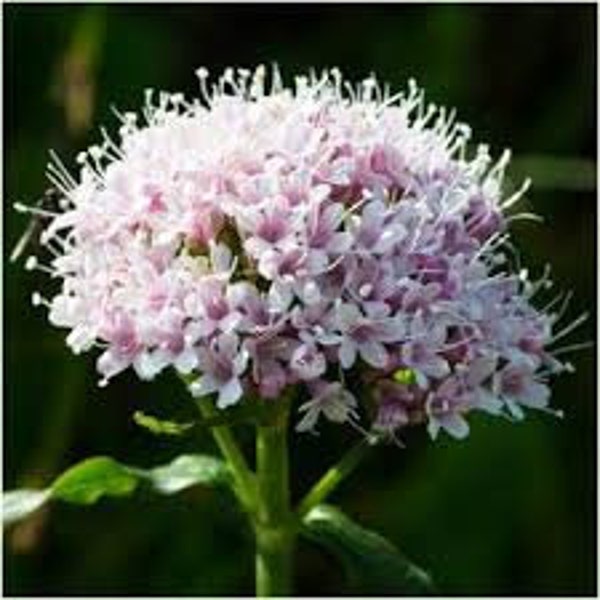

left=21, top=66, right=582, bottom=441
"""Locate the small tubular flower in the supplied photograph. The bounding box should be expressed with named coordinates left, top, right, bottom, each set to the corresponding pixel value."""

left=22, top=65, right=582, bottom=442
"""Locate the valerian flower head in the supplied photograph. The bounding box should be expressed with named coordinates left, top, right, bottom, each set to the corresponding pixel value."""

left=20, top=65, right=584, bottom=442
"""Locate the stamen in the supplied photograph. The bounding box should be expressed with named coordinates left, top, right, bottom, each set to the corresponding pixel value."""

left=42, top=238, right=63, bottom=258
left=25, top=255, right=38, bottom=270
left=540, top=290, right=565, bottom=314
left=471, top=231, right=511, bottom=264
left=343, top=81, right=357, bottom=103
left=45, top=172, right=71, bottom=197
left=501, top=177, right=532, bottom=211
left=25, top=255, right=55, bottom=276
left=488, top=148, right=512, bottom=181
left=505, top=212, right=544, bottom=225
left=553, top=290, right=574, bottom=323
left=525, top=263, right=553, bottom=300
left=10, top=224, right=37, bottom=263
left=550, top=311, right=589, bottom=344
left=250, top=64, right=266, bottom=99
left=13, top=202, right=59, bottom=218
left=346, top=414, right=371, bottom=440
left=329, top=68, right=342, bottom=98
left=48, top=149, right=77, bottom=189
left=100, top=127, right=125, bottom=160
left=31, top=291, right=51, bottom=308
left=539, top=406, right=565, bottom=419
left=195, top=67, right=209, bottom=93
left=549, top=340, right=594, bottom=356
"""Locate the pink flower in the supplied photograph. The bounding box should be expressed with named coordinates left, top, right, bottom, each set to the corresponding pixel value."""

left=244, top=333, right=297, bottom=399
left=296, top=381, right=358, bottom=433
left=425, top=376, right=471, bottom=440
left=495, top=360, right=551, bottom=420
left=22, top=65, right=578, bottom=443
left=352, top=199, right=407, bottom=255
left=401, top=314, right=450, bottom=388
left=189, top=333, right=248, bottom=408
left=373, top=380, right=425, bottom=433
left=305, top=200, right=353, bottom=262
left=290, top=343, right=327, bottom=381
left=327, top=302, right=406, bottom=369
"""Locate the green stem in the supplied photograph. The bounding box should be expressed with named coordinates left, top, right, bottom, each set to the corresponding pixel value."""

left=195, top=398, right=257, bottom=514
left=255, top=402, right=294, bottom=597
left=296, top=438, right=373, bottom=518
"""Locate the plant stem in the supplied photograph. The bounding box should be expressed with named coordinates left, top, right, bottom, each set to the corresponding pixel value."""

left=296, top=437, right=373, bottom=518
left=255, top=402, right=294, bottom=597
left=195, top=398, right=257, bottom=514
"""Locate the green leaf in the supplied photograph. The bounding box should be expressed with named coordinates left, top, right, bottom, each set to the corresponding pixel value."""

left=3, top=489, right=51, bottom=525
left=143, top=454, right=230, bottom=494
left=302, top=504, right=434, bottom=595
left=133, top=410, right=194, bottom=436
left=51, top=457, right=139, bottom=505
left=3, top=453, right=229, bottom=526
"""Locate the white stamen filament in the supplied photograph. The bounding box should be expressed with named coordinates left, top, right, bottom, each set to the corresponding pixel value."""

left=550, top=311, right=589, bottom=344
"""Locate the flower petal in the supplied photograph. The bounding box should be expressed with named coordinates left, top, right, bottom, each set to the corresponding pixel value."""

left=439, top=413, right=470, bottom=439
left=519, top=381, right=550, bottom=409
left=189, top=374, right=219, bottom=398
left=217, top=378, right=243, bottom=408
left=359, top=340, right=389, bottom=368
left=174, top=347, right=198, bottom=374
left=295, top=405, right=320, bottom=433
left=474, top=388, right=504, bottom=415
left=133, top=350, right=169, bottom=380
left=339, top=340, right=357, bottom=369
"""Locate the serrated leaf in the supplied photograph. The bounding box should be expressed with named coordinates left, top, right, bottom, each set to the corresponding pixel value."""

left=51, top=457, right=139, bottom=505
left=145, top=454, right=230, bottom=494
left=3, top=489, right=51, bottom=525
left=302, top=504, right=434, bottom=595
left=133, top=410, right=194, bottom=436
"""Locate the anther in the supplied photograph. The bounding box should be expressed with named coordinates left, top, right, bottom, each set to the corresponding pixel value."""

left=25, top=255, right=38, bottom=271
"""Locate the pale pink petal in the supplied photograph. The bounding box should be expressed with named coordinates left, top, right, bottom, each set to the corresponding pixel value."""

left=439, top=413, right=470, bottom=439
left=359, top=340, right=388, bottom=368
left=339, top=340, right=357, bottom=369
left=189, top=374, right=219, bottom=398
left=518, top=381, right=550, bottom=409
left=217, top=378, right=243, bottom=408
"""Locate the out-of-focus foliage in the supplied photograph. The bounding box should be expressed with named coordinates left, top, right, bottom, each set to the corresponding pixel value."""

left=4, top=454, right=230, bottom=525
left=4, top=4, right=596, bottom=595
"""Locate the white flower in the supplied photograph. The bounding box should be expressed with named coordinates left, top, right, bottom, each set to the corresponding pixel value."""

left=328, top=302, right=406, bottom=369
left=189, top=334, right=249, bottom=408
left=494, top=359, right=551, bottom=420
left=296, top=382, right=359, bottom=433
left=20, top=65, right=577, bottom=442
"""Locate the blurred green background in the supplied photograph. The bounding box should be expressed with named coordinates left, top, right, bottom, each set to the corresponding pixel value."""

left=4, top=4, right=597, bottom=596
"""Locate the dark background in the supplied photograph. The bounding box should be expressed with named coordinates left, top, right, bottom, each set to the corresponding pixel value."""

left=4, top=3, right=597, bottom=596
